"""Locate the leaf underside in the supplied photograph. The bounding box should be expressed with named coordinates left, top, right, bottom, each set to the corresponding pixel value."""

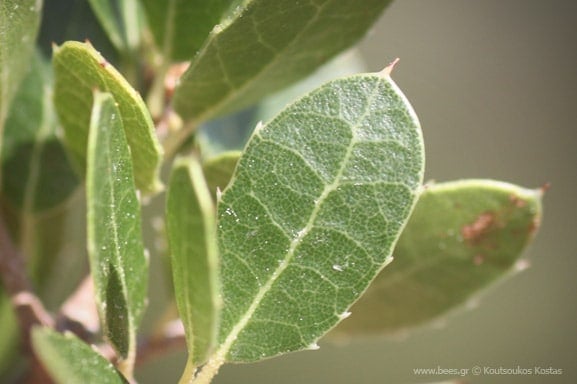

left=331, top=179, right=543, bottom=338
left=141, top=0, right=233, bottom=62
left=0, top=0, right=42, bottom=159
left=173, top=0, right=393, bottom=124
left=215, top=73, right=424, bottom=362
left=53, top=41, right=163, bottom=194
left=86, top=91, right=147, bottom=362
left=32, top=327, right=128, bottom=384
left=1, top=53, right=78, bottom=213
left=167, top=157, right=220, bottom=365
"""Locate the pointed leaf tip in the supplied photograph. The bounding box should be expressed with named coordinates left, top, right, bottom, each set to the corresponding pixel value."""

left=379, top=58, right=400, bottom=78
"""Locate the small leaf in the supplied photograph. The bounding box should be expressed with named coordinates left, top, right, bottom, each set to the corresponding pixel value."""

left=173, top=0, right=393, bottom=124
left=0, top=0, right=42, bottom=156
left=87, top=91, right=148, bottom=372
left=166, top=156, right=220, bottom=368
left=202, top=151, right=241, bottom=198
left=331, top=180, right=543, bottom=338
left=32, top=327, right=128, bottom=384
left=53, top=41, right=163, bottom=194
left=208, top=72, right=424, bottom=365
left=141, top=0, right=233, bottom=61
left=2, top=52, right=78, bottom=213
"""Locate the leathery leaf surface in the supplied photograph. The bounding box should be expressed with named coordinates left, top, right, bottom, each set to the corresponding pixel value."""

left=214, top=72, right=424, bottom=362
left=173, top=0, right=392, bottom=124
left=53, top=41, right=163, bottom=194
left=86, top=91, right=147, bottom=367
left=331, top=179, right=543, bottom=337
left=167, top=157, right=221, bottom=366
left=0, top=0, right=42, bottom=152
left=32, top=327, right=128, bottom=384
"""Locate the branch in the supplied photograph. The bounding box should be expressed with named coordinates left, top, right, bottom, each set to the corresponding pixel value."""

left=0, top=211, right=53, bottom=349
left=56, top=275, right=100, bottom=342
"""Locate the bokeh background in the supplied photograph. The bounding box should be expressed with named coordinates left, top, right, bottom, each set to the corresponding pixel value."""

left=140, top=1, right=577, bottom=383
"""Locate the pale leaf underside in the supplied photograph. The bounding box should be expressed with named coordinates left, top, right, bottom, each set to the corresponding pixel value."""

left=214, top=73, right=424, bottom=363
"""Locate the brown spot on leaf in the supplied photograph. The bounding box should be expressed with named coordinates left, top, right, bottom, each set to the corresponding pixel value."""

left=509, top=194, right=527, bottom=208
left=461, top=212, right=496, bottom=244
left=473, top=254, right=485, bottom=265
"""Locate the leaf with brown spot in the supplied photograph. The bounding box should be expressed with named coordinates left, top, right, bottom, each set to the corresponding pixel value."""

left=330, top=179, right=544, bottom=339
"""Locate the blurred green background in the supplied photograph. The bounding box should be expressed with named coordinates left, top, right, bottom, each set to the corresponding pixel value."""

left=140, top=1, right=577, bottom=383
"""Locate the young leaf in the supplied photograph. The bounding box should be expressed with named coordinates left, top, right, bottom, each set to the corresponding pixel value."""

left=331, top=180, right=543, bottom=338
left=203, top=72, right=424, bottom=372
left=2, top=53, right=78, bottom=213
left=173, top=0, right=393, bottom=125
left=141, top=0, right=233, bottom=61
left=87, top=91, right=148, bottom=374
left=0, top=0, right=42, bottom=157
left=31, top=327, right=128, bottom=384
left=166, top=156, right=220, bottom=368
left=202, top=151, right=241, bottom=198
left=53, top=41, right=163, bottom=194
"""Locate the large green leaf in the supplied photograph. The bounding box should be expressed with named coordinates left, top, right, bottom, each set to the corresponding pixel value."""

left=86, top=91, right=148, bottom=374
left=0, top=0, right=42, bottom=160
left=1, top=53, right=78, bottom=213
left=166, top=157, right=220, bottom=370
left=173, top=0, right=392, bottom=125
left=32, top=327, right=128, bottom=384
left=53, top=41, right=163, bottom=194
left=141, top=0, right=233, bottom=62
left=331, top=180, right=543, bottom=338
left=200, top=72, right=424, bottom=373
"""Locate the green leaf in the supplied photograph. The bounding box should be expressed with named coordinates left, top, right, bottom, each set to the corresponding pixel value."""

left=141, top=0, right=233, bottom=62
left=32, top=327, right=128, bottom=384
left=173, top=0, right=393, bottom=125
left=330, top=180, right=543, bottom=338
left=53, top=41, right=163, bottom=194
left=205, top=72, right=424, bottom=367
left=0, top=295, right=18, bottom=376
left=86, top=91, right=148, bottom=372
left=202, top=151, right=241, bottom=198
left=1, top=53, right=78, bottom=213
left=254, top=49, right=366, bottom=125
left=0, top=0, right=42, bottom=157
left=166, top=156, right=220, bottom=369
left=87, top=0, right=144, bottom=52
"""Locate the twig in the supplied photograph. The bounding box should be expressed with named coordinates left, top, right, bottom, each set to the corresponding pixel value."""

left=0, top=212, right=54, bottom=348
left=56, top=275, right=100, bottom=343
left=0, top=210, right=55, bottom=384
